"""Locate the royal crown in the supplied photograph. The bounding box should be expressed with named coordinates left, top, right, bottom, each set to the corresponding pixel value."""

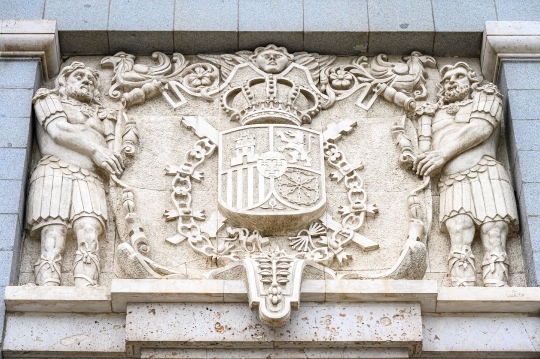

left=221, top=74, right=321, bottom=126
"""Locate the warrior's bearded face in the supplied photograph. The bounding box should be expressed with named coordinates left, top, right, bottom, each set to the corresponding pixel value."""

left=65, top=69, right=97, bottom=103
left=441, top=67, right=471, bottom=104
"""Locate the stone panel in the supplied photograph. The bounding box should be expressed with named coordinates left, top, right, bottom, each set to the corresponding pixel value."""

left=0, top=180, right=24, bottom=215
left=125, top=302, right=422, bottom=352
left=0, top=215, right=20, bottom=252
left=432, top=0, right=497, bottom=57
left=0, top=117, right=32, bottom=149
left=238, top=0, right=303, bottom=51
left=108, top=0, right=175, bottom=53
left=44, top=0, right=109, bottom=54
left=0, top=148, right=28, bottom=180
left=422, top=315, right=540, bottom=356
left=0, top=60, right=40, bottom=89
left=503, top=62, right=540, bottom=90
left=174, top=0, right=238, bottom=54
left=2, top=313, right=126, bottom=357
left=0, top=0, right=45, bottom=20
left=367, top=0, right=434, bottom=54
left=303, top=0, right=369, bottom=54
left=495, top=0, right=540, bottom=21
left=508, top=90, right=540, bottom=121
left=0, top=89, right=35, bottom=119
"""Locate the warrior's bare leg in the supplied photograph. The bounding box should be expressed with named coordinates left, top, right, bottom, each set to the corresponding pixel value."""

left=35, top=224, right=66, bottom=286
left=72, top=217, right=102, bottom=287
left=480, top=221, right=509, bottom=287
left=446, top=214, right=476, bottom=287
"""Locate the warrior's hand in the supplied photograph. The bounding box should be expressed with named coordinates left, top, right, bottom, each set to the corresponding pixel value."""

left=92, top=146, right=124, bottom=176
left=413, top=151, right=445, bottom=177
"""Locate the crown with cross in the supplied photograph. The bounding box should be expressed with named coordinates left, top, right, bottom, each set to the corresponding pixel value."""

left=221, top=74, right=322, bottom=127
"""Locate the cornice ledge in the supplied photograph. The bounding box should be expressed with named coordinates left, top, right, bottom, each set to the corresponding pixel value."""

left=482, top=21, right=540, bottom=83
left=0, top=19, right=61, bottom=80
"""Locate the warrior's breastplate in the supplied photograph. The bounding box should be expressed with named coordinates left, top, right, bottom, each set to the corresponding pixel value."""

left=431, top=101, right=473, bottom=150
left=62, top=101, right=107, bottom=147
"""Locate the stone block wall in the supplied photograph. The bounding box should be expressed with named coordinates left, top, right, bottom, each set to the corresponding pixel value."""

left=1, top=0, right=540, bottom=56
left=500, top=60, right=540, bottom=286
left=0, top=59, right=41, bottom=350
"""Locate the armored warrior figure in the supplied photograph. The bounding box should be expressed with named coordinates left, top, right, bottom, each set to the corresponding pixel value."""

left=28, top=62, right=124, bottom=286
left=414, top=62, right=518, bottom=287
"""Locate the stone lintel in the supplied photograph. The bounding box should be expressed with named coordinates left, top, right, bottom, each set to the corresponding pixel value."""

left=2, top=312, right=126, bottom=358
left=125, top=302, right=423, bottom=357
left=481, top=21, right=540, bottom=83
left=0, top=19, right=61, bottom=79
left=6, top=279, right=540, bottom=316
left=4, top=285, right=111, bottom=313
left=141, top=347, right=411, bottom=359
left=111, top=279, right=437, bottom=313
left=437, top=287, right=540, bottom=313
left=423, top=315, right=540, bottom=357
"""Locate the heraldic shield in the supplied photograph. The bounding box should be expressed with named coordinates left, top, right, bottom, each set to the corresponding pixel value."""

left=219, top=124, right=326, bottom=234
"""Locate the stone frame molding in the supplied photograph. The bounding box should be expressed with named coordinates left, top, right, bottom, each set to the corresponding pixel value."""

left=481, top=21, right=540, bottom=83
left=0, top=19, right=61, bottom=80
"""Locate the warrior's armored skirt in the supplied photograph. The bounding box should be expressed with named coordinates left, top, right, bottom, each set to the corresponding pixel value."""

left=27, top=155, right=107, bottom=234
left=438, top=156, right=518, bottom=232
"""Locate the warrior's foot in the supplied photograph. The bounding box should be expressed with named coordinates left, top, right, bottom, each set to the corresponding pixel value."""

left=482, top=251, right=509, bottom=287
left=448, top=245, right=476, bottom=287
left=74, top=248, right=100, bottom=287
left=34, top=255, right=62, bottom=286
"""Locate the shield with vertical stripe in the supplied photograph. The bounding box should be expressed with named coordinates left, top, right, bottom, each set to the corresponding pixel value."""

left=218, top=124, right=326, bottom=235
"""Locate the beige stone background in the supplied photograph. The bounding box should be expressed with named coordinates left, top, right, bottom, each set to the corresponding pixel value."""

left=17, top=54, right=526, bottom=287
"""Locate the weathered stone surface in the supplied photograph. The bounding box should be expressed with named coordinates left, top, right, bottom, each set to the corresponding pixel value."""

left=436, top=286, right=540, bottom=313
left=2, top=312, right=126, bottom=357
left=422, top=315, right=540, bottom=356
left=324, top=280, right=437, bottom=312
left=111, top=279, right=226, bottom=312
left=141, top=347, right=410, bottom=359
left=125, top=302, right=422, bottom=353
left=5, top=285, right=112, bottom=313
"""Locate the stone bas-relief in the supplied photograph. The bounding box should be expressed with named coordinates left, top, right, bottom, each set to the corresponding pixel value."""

left=414, top=62, right=518, bottom=288
left=28, top=62, right=128, bottom=287
left=20, top=45, right=525, bottom=326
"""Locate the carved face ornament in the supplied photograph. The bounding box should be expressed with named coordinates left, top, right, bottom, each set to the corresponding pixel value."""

left=254, top=49, right=291, bottom=74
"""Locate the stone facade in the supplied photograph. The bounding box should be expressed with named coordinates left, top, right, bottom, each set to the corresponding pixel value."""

left=1, top=1, right=540, bottom=358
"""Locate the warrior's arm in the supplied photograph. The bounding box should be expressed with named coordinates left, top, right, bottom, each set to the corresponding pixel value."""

left=33, top=92, right=123, bottom=175
left=46, top=118, right=123, bottom=175
left=414, top=118, right=494, bottom=177
left=414, top=86, right=503, bottom=177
